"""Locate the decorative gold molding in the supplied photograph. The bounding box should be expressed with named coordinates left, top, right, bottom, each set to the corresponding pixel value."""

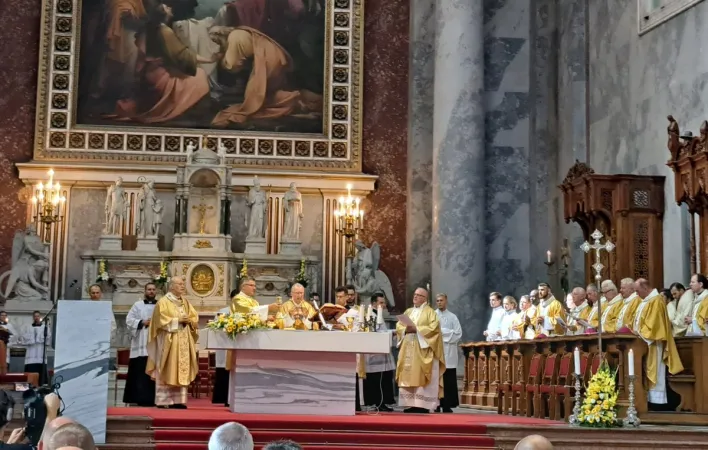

left=193, top=240, right=213, bottom=249
left=33, top=0, right=364, bottom=171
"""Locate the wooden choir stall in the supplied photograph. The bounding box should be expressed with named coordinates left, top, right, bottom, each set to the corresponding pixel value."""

left=459, top=335, right=708, bottom=425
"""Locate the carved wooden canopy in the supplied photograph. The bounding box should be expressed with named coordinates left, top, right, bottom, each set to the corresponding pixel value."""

left=666, top=115, right=708, bottom=273
left=559, top=161, right=665, bottom=286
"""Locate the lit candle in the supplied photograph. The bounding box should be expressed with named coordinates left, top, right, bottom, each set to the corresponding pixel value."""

left=358, top=305, right=365, bottom=323
left=574, top=347, right=581, bottom=375
left=376, top=305, right=384, bottom=325
left=628, top=349, right=635, bottom=377
left=367, top=304, right=373, bottom=319
left=547, top=250, right=551, bottom=263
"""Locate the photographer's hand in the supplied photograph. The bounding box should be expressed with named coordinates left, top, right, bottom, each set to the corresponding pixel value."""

left=44, top=393, right=60, bottom=416
left=6, top=427, right=26, bottom=444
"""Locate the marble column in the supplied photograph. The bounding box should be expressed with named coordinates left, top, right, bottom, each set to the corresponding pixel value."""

left=431, top=0, right=485, bottom=340
left=406, top=0, right=435, bottom=298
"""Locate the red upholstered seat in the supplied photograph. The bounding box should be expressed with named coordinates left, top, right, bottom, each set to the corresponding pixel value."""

left=552, top=351, right=587, bottom=421
left=114, top=348, right=130, bottom=405
left=519, top=353, right=542, bottom=417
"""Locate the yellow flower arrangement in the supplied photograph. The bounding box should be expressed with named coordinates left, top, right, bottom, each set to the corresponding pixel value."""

left=240, top=258, right=248, bottom=279
left=207, top=312, right=272, bottom=338
left=577, top=361, right=620, bottom=428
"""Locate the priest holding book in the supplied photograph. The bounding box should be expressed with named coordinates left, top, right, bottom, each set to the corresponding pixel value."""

left=395, top=287, right=444, bottom=413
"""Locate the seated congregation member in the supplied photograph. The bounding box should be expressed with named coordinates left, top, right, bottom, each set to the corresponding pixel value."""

left=615, top=278, right=641, bottom=333
left=363, top=293, right=396, bottom=412
left=599, top=280, right=623, bottom=333
left=482, top=292, right=504, bottom=341
left=123, top=283, right=158, bottom=407
left=208, top=422, right=253, bottom=450
left=531, top=283, right=565, bottom=337
left=263, top=441, right=303, bottom=450
left=514, top=435, right=554, bottom=450
left=435, top=293, right=462, bottom=412
left=42, top=422, right=95, bottom=450
left=633, top=278, right=683, bottom=411
left=396, top=287, right=444, bottom=413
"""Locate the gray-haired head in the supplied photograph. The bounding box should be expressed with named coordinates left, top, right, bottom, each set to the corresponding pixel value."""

left=263, top=440, right=303, bottom=450
left=208, top=422, right=254, bottom=450
left=514, top=434, right=553, bottom=450
left=46, top=422, right=96, bottom=450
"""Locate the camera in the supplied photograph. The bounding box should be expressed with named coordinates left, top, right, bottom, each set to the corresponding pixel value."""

left=22, top=380, right=61, bottom=446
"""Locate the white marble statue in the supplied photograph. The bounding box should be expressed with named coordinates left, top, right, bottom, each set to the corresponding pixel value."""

left=104, top=177, right=129, bottom=236
left=246, top=176, right=267, bottom=239
left=153, top=198, right=164, bottom=235
left=137, top=179, right=159, bottom=238
left=351, top=240, right=395, bottom=307
left=0, top=224, right=49, bottom=302
left=282, top=182, right=303, bottom=240
left=186, top=141, right=196, bottom=164
left=217, top=142, right=227, bottom=165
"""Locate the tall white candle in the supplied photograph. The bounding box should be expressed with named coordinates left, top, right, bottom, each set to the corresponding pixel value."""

left=628, top=349, right=635, bottom=376
left=547, top=250, right=552, bottom=263
left=367, top=304, right=373, bottom=319
left=574, top=347, right=581, bottom=375
left=376, top=305, right=384, bottom=325
left=358, top=305, right=365, bottom=323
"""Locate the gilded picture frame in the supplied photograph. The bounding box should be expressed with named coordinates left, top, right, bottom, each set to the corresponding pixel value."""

left=33, top=0, right=364, bottom=171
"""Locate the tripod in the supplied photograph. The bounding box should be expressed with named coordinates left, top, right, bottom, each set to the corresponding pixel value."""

left=39, top=299, right=59, bottom=387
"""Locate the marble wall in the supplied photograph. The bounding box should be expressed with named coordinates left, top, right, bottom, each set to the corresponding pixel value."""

left=585, top=0, right=706, bottom=285
left=0, top=0, right=40, bottom=268
left=484, top=0, right=534, bottom=299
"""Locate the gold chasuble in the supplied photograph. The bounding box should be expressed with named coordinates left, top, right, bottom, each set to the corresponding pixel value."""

left=616, top=293, right=642, bottom=331
left=531, top=296, right=565, bottom=336
left=600, top=294, right=624, bottom=333
left=281, top=299, right=317, bottom=330
left=146, top=293, right=199, bottom=406
left=396, top=304, right=445, bottom=411
left=586, top=297, right=606, bottom=330
left=633, top=290, right=684, bottom=403
left=226, top=292, right=269, bottom=368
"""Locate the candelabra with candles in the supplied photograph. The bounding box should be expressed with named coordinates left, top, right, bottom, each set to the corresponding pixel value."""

left=333, top=184, right=364, bottom=282
left=30, top=169, right=66, bottom=244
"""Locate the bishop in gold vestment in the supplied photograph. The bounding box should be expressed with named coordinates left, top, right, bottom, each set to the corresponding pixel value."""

left=599, top=280, right=624, bottom=333
left=396, top=288, right=445, bottom=412
left=633, top=279, right=683, bottom=405
left=146, top=276, right=199, bottom=408
left=280, top=283, right=317, bottom=330
left=615, top=278, right=642, bottom=332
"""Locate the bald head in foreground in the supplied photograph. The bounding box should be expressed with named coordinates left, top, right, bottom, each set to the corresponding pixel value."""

left=514, top=434, right=553, bottom=450
left=45, top=421, right=95, bottom=450
left=38, top=417, right=74, bottom=450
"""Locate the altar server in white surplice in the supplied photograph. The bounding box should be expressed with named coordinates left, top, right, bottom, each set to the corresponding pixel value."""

left=212, top=302, right=232, bottom=406
left=483, top=292, right=504, bottom=341
left=684, top=274, right=708, bottom=336
left=0, top=311, right=18, bottom=366
left=123, top=283, right=158, bottom=406
left=435, top=293, right=462, bottom=413
left=498, top=296, right=518, bottom=340
left=20, top=310, right=49, bottom=375
left=363, top=293, right=396, bottom=412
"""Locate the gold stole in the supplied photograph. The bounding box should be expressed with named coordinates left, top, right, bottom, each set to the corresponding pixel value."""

left=532, top=296, right=565, bottom=336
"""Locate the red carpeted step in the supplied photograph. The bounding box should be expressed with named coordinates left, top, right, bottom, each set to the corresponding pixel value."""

left=152, top=429, right=495, bottom=447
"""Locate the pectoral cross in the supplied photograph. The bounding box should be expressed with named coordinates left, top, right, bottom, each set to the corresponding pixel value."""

left=192, top=200, right=213, bottom=235
left=580, top=229, right=615, bottom=358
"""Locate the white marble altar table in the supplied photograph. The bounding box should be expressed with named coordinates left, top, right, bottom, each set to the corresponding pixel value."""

left=205, top=329, right=392, bottom=416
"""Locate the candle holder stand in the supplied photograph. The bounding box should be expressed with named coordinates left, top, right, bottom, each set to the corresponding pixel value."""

left=568, top=373, right=583, bottom=426
left=623, top=374, right=641, bottom=427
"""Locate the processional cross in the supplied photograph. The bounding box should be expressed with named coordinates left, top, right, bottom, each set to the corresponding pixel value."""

left=192, top=199, right=214, bottom=235
left=580, top=229, right=615, bottom=359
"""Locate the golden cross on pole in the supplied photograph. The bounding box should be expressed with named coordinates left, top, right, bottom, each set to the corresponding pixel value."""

left=580, top=229, right=615, bottom=360
left=192, top=199, right=214, bottom=235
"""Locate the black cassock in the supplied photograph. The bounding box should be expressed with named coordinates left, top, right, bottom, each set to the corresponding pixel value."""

left=123, top=356, right=155, bottom=407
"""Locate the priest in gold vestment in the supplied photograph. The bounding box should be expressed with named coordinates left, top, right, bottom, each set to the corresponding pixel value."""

left=396, top=287, right=445, bottom=413
left=280, top=283, right=317, bottom=329
left=633, top=279, right=683, bottom=407
left=584, top=284, right=605, bottom=331
left=615, top=278, right=642, bottom=332
left=531, top=283, right=566, bottom=337
left=599, top=280, right=624, bottom=333
left=146, top=276, right=199, bottom=408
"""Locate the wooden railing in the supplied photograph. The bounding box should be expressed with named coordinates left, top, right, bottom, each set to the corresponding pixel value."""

left=460, top=335, right=708, bottom=425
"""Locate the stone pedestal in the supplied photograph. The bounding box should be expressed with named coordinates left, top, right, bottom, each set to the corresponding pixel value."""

left=279, top=240, right=302, bottom=256
left=244, top=237, right=267, bottom=254
left=431, top=0, right=485, bottom=341
left=136, top=236, right=158, bottom=252
left=98, top=235, right=122, bottom=251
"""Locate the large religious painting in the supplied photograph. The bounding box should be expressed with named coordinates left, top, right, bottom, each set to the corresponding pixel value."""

left=34, top=0, right=363, bottom=170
